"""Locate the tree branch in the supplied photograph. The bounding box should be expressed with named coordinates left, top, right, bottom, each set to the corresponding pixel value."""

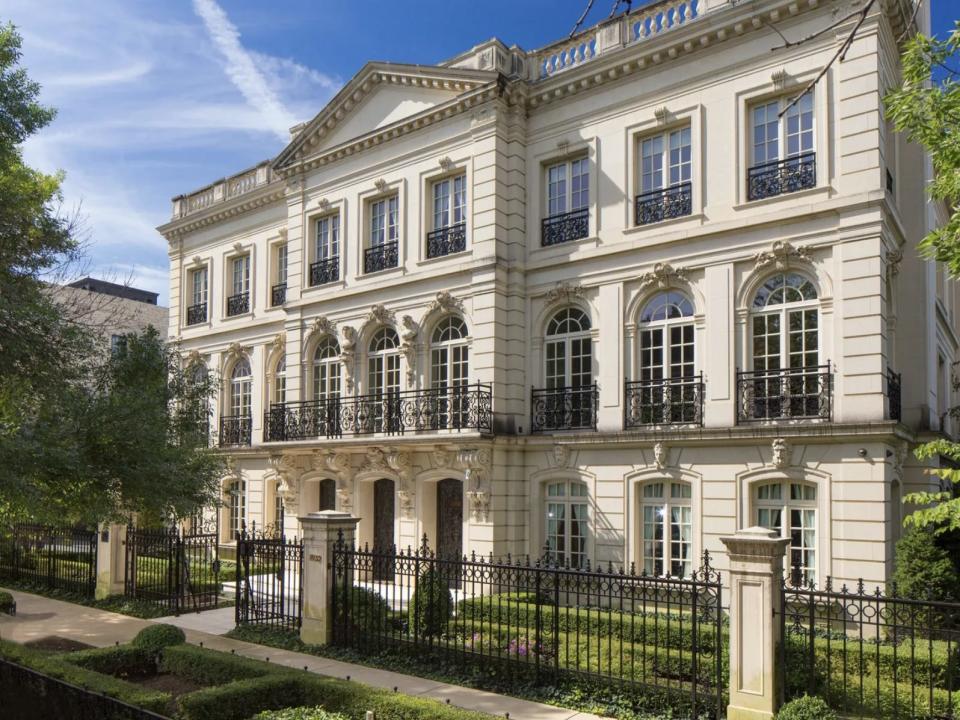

left=770, top=4, right=866, bottom=51
left=896, top=0, right=923, bottom=44
left=569, top=0, right=597, bottom=39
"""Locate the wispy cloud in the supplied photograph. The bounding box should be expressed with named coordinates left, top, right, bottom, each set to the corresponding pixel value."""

left=191, top=0, right=296, bottom=141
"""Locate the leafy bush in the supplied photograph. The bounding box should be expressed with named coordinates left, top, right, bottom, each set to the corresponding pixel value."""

left=61, top=645, right=155, bottom=678
left=254, top=709, right=349, bottom=720
left=892, top=526, right=960, bottom=600
left=160, top=643, right=269, bottom=685
left=0, top=590, right=14, bottom=614
left=177, top=674, right=305, bottom=720
left=131, top=622, right=186, bottom=655
left=344, top=586, right=391, bottom=635
left=409, top=568, right=453, bottom=638
left=777, top=696, right=837, bottom=720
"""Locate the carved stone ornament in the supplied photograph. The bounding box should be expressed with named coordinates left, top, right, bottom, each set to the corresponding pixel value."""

left=374, top=178, right=388, bottom=193
left=191, top=255, right=203, bottom=266
left=336, top=486, right=354, bottom=513
left=771, top=68, right=790, bottom=89
left=467, top=489, right=490, bottom=523
left=317, top=198, right=330, bottom=210
left=268, top=333, right=285, bottom=355
left=771, top=438, right=791, bottom=470
left=886, top=249, right=903, bottom=277
left=367, top=303, right=395, bottom=326
left=278, top=227, right=288, bottom=239
left=654, top=106, right=670, bottom=124
left=232, top=242, right=244, bottom=254
left=891, top=442, right=907, bottom=483
left=184, top=349, right=203, bottom=368
left=397, top=489, right=416, bottom=519
left=400, top=315, right=420, bottom=385
left=224, top=342, right=246, bottom=366
left=428, top=290, right=464, bottom=316
left=545, top=281, right=585, bottom=305
left=431, top=448, right=452, bottom=469
left=653, top=442, right=669, bottom=471
left=556, top=139, right=570, bottom=156
left=438, top=156, right=454, bottom=172
left=340, top=326, right=358, bottom=393
left=310, top=315, right=337, bottom=338
left=552, top=445, right=569, bottom=467
left=753, top=241, right=811, bottom=272
left=640, top=262, right=688, bottom=290
left=361, top=447, right=388, bottom=474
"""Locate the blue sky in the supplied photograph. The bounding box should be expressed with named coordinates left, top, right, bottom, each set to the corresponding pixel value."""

left=6, top=0, right=956, bottom=305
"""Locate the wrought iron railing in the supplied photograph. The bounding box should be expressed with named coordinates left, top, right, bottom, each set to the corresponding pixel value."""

left=271, top=283, right=286, bottom=307
left=887, top=367, right=902, bottom=422
left=426, top=223, right=467, bottom=258
left=332, top=535, right=725, bottom=717
left=0, top=524, right=97, bottom=598
left=263, top=383, right=493, bottom=441
left=634, top=182, right=693, bottom=226
left=736, top=364, right=832, bottom=423
left=364, top=241, right=399, bottom=274
left=531, top=384, right=599, bottom=432
left=625, top=374, right=703, bottom=428
left=219, top=415, right=252, bottom=446
left=226, top=292, right=249, bottom=316
left=781, top=577, right=960, bottom=719
left=310, top=257, right=339, bottom=286
left=541, top=208, right=589, bottom=246
left=186, top=303, right=207, bottom=325
left=747, top=152, right=816, bottom=201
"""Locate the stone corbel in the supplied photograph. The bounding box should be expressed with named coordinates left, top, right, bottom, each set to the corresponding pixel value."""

left=545, top=281, right=585, bottom=305
left=397, top=489, right=416, bottom=520
left=466, top=489, right=490, bottom=524
left=270, top=453, right=303, bottom=513
left=653, top=442, right=670, bottom=470
left=427, top=290, right=464, bottom=317
left=458, top=448, right=492, bottom=523
left=639, top=262, right=687, bottom=290
left=386, top=450, right=416, bottom=519
left=771, top=438, right=791, bottom=469
left=752, top=241, right=811, bottom=272
left=367, top=303, right=395, bottom=326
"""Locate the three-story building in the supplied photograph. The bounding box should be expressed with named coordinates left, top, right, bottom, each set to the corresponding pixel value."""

left=160, top=0, right=952, bottom=587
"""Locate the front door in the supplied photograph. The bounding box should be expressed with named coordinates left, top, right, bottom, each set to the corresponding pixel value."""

left=436, top=479, right=463, bottom=588
left=373, top=478, right=394, bottom=581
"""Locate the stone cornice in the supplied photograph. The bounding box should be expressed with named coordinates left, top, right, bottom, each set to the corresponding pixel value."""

left=158, top=183, right=286, bottom=241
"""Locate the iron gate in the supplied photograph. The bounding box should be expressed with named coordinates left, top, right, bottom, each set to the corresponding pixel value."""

left=235, top=523, right=303, bottom=631
left=124, top=525, right=221, bottom=615
left=0, top=524, right=97, bottom=598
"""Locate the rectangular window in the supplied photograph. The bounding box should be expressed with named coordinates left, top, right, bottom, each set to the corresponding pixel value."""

left=231, top=255, right=250, bottom=296
left=370, top=196, right=399, bottom=247
left=748, top=92, right=816, bottom=200
left=316, top=215, right=340, bottom=260
left=640, top=127, right=691, bottom=193
left=276, top=244, right=288, bottom=285
left=432, top=174, right=467, bottom=229
left=542, top=157, right=589, bottom=246
left=191, top=268, right=208, bottom=307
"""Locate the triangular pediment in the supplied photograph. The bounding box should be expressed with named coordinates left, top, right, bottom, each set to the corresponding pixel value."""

left=273, top=62, right=499, bottom=171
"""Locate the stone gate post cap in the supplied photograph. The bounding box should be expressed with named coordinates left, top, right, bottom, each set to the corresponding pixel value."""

left=298, top=510, right=357, bottom=522
left=720, top=526, right=791, bottom=554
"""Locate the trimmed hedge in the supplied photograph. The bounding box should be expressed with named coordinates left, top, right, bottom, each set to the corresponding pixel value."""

left=132, top=624, right=187, bottom=655
left=61, top=645, right=156, bottom=678
left=254, top=709, right=348, bottom=720
left=0, top=639, right=170, bottom=715
left=160, top=644, right=269, bottom=686
left=177, top=674, right=305, bottom=720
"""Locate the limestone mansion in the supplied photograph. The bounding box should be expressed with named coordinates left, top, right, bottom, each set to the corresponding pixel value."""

left=159, top=0, right=949, bottom=587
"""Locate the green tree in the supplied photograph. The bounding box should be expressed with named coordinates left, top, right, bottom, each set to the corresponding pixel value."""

left=885, top=23, right=960, bottom=531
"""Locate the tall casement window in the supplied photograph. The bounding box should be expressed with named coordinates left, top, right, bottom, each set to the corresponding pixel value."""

left=313, top=338, right=342, bottom=403
left=430, top=316, right=469, bottom=428
left=272, top=357, right=286, bottom=405
left=226, top=478, right=246, bottom=538
left=311, top=214, right=340, bottom=286
left=533, top=308, right=596, bottom=431
left=365, top=196, right=399, bottom=273
left=748, top=92, right=815, bottom=200
left=187, top=267, right=208, bottom=325
left=273, top=489, right=285, bottom=531
left=427, top=174, right=467, bottom=258
left=272, top=244, right=288, bottom=306
left=229, top=359, right=252, bottom=419
left=640, top=482, right=692, bottom=578
left=368, top=328, right=401, bottom=432
left=227, top=254, right=251, bottom=316
left=542, top=157, right=589, bottom=246
left=636, top=126, right=692, bottom=225
left=627, top=292, right=700, bottom=426
left=545, top=481, right=588, bottom=568
left=742, top=273, right=827, bottom=421
left=755, top=481, right=817, bottom=584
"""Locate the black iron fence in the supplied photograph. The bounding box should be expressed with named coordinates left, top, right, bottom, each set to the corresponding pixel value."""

left=426, top=223, right=466, bottom=258
left=888, top=367, right=902, bottom=422
left=235, top=523, right=303, bottom=632
left=541, top=208, right=589, bottom=246
left=635, top=182, right=692, bottom=225
left=364, top=241, right=399, bottom=274
left=264, top=383, right=493, bottom=441
left=124, top=525, right=221, bottom=615
left=310, top=257, right=339, bottom=286
left=780, top=577, right=960, bottom=719
left=736, top=364, right=833, bottom=423
left=625, top=375, right=704, bottom=428
left=747, top=152, right=816, bottom=201
left=332, top=536, right=726, bottom=718
left=219, top=414, right=252, bottom=446
left=0, top=524, right=97, bottom=598
left=531, top=384, right=599, bottom=432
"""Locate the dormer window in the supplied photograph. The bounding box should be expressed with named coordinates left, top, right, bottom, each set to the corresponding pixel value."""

left=542, top=157, right=589, bottom=246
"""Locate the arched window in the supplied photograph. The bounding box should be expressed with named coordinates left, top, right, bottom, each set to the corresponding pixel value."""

left=313, top=338, right=341, bottom=402
left=226, top=477, right=246, bottom=538
left=639, top=481, right=692, bottom=577
left=545, top=480, right=588, bottom=568
left=754, top=480, right=817, bottom=584
left=748, top=273, right=822, bottom=420
left=272, top=357, right=286, bottom=405
left=431, top=317, right=469, bottom=428
left=541, top=308, right=594, bottom=430
left=368, top=328, right=400, bottom=432
left=229, top=359, right=252, bottom=418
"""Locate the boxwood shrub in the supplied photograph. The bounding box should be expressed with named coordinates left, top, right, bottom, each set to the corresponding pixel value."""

left=132, top=623, right=186, bottom=655
left=0, top=590, right=14, bottom=614
left=160, top=643, right=270, bottom=686
left=60, top=645, right=156, bottom=679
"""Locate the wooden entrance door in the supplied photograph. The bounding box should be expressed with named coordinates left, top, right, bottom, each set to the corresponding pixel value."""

left=436, top=479, right=463, bottom=588
left=319, top=479, right=336, bottom=511
left=373, top=478, right=394, bottom=581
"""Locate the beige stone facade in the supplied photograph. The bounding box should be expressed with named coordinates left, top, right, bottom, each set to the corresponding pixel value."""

left=160, top=0, right=950, bottom=588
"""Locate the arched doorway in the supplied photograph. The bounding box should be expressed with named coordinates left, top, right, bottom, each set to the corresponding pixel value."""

left=373, top=478, right=395, bottom=581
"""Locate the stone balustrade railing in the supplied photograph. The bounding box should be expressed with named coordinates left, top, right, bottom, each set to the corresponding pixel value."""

left=171, top=161, right=275, bottom=219
left=529, top=0, right=702, bottom=80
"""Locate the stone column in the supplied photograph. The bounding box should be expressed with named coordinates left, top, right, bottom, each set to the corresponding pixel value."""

left=299, top=510, right=360, bottom=645
left=95, top=523, right=127, bottom=600
left=720, top=527, right=790, bottom=720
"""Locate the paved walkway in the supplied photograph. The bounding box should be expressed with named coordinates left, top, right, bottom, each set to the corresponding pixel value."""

left=0, top=587, right=608, bottom=720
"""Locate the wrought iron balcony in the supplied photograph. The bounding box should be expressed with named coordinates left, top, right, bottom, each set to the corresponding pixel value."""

left=271, top=283, right=286, bottom=307
left=263, top=383, right=493, bottom=441
left=531, top=384, right=599, bottom=432
left=736, top=364, right=832, bottom=423
left=426, top=223, right=467, bottom=259
left=887, top=367, right=902, bottom=422
left=219, top=415, right=252, bottom=447
left=747, top=152, right=816, bottom=201
left=309, top=257, right=339, bottom=287
left=226, top=292, right=249, bottom=317
left=186, top=303, right=207, bottom=326
left=624, top=375, right=703, bottom=428
left=541, top=208, right=589, bottom=247
left=364, top=241, right=399, bottom=274
left=634, top=182, right=692, bottom=226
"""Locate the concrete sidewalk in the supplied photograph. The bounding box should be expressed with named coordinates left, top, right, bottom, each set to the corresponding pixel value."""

left=0, top=587, right=607, bottom=720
